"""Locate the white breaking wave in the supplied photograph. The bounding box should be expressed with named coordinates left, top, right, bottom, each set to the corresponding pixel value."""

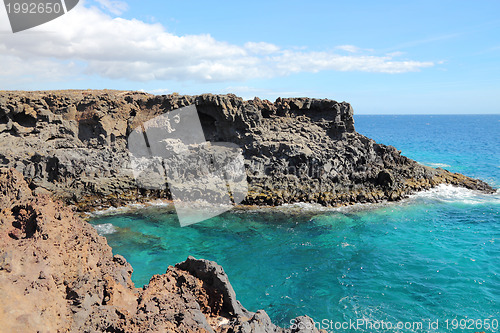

left=278, top=202, right=330, bottom=212
left=89, top=200, right=175, bottom=217
left=426, top=162, right=451, bottom=168
left=93, top=223, right=118, bottom=235
left=263, top=184, right=500, bottom=216
left=410, top=184, right=500, bottom=205
left=277, top=185, right=499, bottom=214
left=88, top=185, right=498, bottom=221
left=91, top=206, right=120, bottom=216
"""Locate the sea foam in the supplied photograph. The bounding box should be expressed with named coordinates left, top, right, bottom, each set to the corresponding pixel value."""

left=93, top=223, right=118, bottom=235
left=410, top=184, right=500, bottom=205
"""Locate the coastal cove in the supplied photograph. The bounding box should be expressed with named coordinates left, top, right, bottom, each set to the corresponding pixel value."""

left=0, top=90, right=497, bottom=331
left=2, top=0, right=499, bottom=330
left=90, top=114, right=500, bottom=330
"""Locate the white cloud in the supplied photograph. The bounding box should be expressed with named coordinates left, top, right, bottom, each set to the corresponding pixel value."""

left=0, top=54, right=79, bottom=83
left=273, top=51, right=433, bottom=74
left=0, top=4, right=435, bottom=86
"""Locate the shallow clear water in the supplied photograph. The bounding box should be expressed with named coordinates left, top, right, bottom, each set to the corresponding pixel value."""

left=90, top=115, right=499, bottom=332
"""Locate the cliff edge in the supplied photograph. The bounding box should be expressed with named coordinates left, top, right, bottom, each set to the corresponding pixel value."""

left=0, top=90, right=494, bottom=211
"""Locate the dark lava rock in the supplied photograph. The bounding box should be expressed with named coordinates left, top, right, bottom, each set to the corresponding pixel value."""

left=0, top=90, right=494, bottom=212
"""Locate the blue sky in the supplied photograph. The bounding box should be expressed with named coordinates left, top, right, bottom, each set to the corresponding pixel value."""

left=1, top=0, right=499, bottom=114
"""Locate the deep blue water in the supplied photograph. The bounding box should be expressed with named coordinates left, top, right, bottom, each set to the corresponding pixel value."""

left=90, top=115, right=499, bottom=332
left=354, top=115, right=499, bottom=188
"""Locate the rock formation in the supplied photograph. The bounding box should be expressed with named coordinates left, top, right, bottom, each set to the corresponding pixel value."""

left=0, top=90, right=495, bottom=332
left=0, top=168, right=323, bottom=332
left=0, top=90, right=493, bottom=212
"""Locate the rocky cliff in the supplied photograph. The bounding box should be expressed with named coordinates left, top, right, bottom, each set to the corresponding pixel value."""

left=0, top=90, right=493, bottom=212
left=0, top=90, right=495, bottom=332
left=0, top=168, right=323, bottom=332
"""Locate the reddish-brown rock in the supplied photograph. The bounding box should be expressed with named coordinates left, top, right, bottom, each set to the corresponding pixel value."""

left=0, top=168, right=323, bottom=332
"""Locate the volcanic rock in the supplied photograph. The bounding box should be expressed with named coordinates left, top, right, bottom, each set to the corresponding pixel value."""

left=0, top=90, right=494, bottom=211
left=0, top=168, right=324, bottom=332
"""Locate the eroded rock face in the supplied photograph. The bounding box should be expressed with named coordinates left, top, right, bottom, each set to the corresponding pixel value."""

left=0, top=90, right=494, bottom=212
left=0, top=168, right=324, bottom=333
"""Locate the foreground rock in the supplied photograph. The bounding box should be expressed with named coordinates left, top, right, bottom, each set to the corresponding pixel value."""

left=0, top=168, right=324, bottom=332
left=0, top=90, right=494, bottom=211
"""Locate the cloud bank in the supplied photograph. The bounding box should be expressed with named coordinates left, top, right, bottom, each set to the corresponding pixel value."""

left=0, top=4, right=434, bottom=85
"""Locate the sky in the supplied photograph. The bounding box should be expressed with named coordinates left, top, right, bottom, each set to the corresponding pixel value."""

left=1, top=0, right=499, bottom=114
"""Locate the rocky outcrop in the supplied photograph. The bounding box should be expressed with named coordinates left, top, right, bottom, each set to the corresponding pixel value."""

left=0, top=168, right=323, bottom=332
left=0, top=90, right=494, bottom=212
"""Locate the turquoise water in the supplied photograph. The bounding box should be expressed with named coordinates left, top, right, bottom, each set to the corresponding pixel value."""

left=90, top=115, right=499, bottom=332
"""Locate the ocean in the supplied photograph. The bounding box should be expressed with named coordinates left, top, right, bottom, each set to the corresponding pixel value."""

left=90, top=115, right=499, bottom=332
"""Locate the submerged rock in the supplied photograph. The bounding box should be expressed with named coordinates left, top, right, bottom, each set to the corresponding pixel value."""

left=0, top=168, right=324, bottom=332
left=0, top=90, right=494, bottom=211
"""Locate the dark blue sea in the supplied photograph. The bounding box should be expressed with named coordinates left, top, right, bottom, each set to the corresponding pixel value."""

left=91, top=115, right=499, bottom=332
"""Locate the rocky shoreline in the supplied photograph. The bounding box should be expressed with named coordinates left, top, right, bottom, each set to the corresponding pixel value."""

left=0, top=90, right=494, bottom=213
left=0, top=90, right=495, bottom=332
left=0, top=168, right=324, bottom=332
